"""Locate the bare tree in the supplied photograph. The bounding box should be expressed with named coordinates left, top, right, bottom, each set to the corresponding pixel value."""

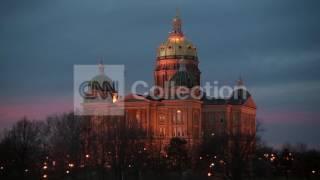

left=198, top=121, right=262, bottom=180
left=0, top=117, right=42, bottom=179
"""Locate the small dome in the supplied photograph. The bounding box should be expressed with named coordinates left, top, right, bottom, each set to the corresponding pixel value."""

left=90, top=74, right=115, bottom=93
left=83, top=62, right=116, bottom=103
left=229, top=78, right=251, bottom=103
left=170, top=70, right=197, bottom=88
left=91, top=74, right=112, bottom=86
left=90, top=61, right=115, bottom=93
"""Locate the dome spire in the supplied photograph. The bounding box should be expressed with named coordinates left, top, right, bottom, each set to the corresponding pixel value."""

left=98, top=57, right=104, bottom=75
left=237, top=75, right=244, bottom=86
left=172, top=8, right=183, bottom=34
left=175, top=8, right=180, bottom=20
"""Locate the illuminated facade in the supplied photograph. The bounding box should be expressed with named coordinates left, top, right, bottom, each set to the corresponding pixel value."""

left=83, top=14, right=257, bottom=154
left=123, top=14, right=257, bottom=148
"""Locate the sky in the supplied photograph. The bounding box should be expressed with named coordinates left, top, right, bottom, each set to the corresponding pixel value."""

left=0, top=0, right=320, bottom=148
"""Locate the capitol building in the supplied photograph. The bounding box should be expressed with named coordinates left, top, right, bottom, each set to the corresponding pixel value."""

left=82, top=13, right=257, bottom=154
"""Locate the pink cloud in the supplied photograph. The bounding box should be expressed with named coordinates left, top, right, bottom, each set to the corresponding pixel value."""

left=258, top=110, right=320, bottom=124
left=0, top=96, right=73, bottom=129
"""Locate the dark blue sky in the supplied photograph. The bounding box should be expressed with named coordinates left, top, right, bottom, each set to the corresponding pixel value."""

left=1, top=0, right=320, bottom=148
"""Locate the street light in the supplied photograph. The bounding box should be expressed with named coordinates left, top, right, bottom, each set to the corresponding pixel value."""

left=210, top=163, right=215, bottom=168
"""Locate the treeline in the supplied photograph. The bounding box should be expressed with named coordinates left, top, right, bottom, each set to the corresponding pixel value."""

left=0, top=113, right=319, bottom=180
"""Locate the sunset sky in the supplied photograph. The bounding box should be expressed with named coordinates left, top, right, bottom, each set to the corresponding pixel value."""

left=1, top=0, right=319, bottom=148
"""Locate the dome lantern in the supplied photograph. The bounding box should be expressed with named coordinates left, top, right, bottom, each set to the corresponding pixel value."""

left=171, top=9, right=183, bottom=36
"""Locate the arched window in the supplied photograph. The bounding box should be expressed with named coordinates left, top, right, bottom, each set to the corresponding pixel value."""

left=177, top=127, right=182, bottom=137
left=159, top=114, right=166, bottom=125
left=173, top=128, right=176, bottom=137
left=177, top=109, right=182, bottom=123
left=159, top=127, right=166, bottom=137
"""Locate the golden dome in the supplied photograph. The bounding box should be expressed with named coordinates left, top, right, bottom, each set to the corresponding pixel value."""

left=157, top=13, right=198, bottom=60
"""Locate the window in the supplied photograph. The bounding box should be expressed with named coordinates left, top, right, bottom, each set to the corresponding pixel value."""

left=136, top=111, right=140, bottom=121
left=220, top=112, right=225, bottom=123
left=233, top=112, right=240, bottom=134
left=209, top=112, right=215, bottom=124
left=176, top=110, right=182, bottom=123
left=172, top=109, right=183, bottom=124
left=193, top=111, right=199, bottom=124
left=159, top=127, right=166, bottom=137
left=173, top=127, right=183, bottom=137
left=173, top=128, right=176, bottom=137
left=159, top=114, right=166, bottom=125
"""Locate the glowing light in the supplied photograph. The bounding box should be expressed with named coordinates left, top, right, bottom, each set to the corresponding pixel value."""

left=312, top=170, right=316, bottom=174
left=112, top=95, right=117, bottom=103
left=43, top=174, right=48, bottom=179
left=210, top=163, right=215, bottom=168
left=207, top=172, right=212, bottom=177
left=66, top=170, right=70, bottom=174
left=0, top=166, right=4, bottom=170
left=85, top=154, right=90, bottom=158
left=169, top=36, right=184, bottom=42
left=270, top=157, right=276, bottom=162
left=177, top=110, right=181, bottom=113
left=199, top=156, right=203, bottom=160
left=43, top=165, right=48, bottom=170
left=68, top=163, right=74, bottom=168
left=24, top=169, right=29, bottom=173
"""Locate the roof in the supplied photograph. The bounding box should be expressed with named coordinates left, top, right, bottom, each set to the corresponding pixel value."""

left=202, top=89, right=256, bottom=108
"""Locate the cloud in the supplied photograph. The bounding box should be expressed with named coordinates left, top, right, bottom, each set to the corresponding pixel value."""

left=0, top=96, right=72, bottom=130
left=0, top=0, right=319, bottom=146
